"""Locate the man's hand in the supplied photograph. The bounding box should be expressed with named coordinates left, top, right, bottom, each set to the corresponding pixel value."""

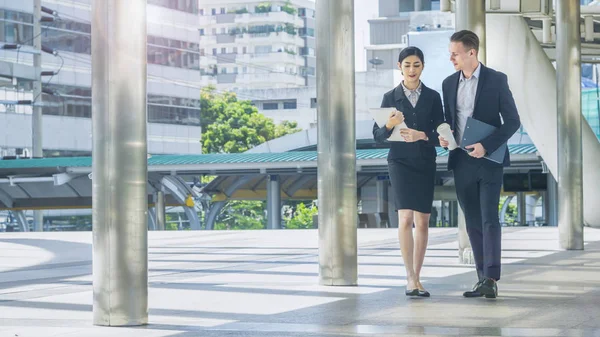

left=438, top=135, right=450, bottom=147
left=465, top=143, right=486, bottom=158
left=400, top=128, right=426, bottom=143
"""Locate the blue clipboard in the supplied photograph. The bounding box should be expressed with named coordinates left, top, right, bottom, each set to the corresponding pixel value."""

left=460, top=117, right=507, bottom=164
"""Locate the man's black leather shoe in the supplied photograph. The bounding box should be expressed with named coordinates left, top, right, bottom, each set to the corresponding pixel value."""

left=462, top=280, right=484, bottom=298
left=478, top=278, right=498, bottom=298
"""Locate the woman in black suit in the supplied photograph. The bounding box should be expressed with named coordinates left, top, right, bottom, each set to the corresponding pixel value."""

left=373, top=47, right=444, bottom=297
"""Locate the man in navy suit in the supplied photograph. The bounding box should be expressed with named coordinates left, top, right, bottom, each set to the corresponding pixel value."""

left=439, top=30, right=521, bottom=298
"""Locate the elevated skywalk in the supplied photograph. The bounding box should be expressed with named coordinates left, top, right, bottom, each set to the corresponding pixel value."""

left=487, top=14, right=600, bottom=227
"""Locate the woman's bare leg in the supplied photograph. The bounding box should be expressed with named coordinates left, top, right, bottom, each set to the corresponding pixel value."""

left=398, top=210, right=417, bottom=289
left=413, top=211, right=430, bottom=290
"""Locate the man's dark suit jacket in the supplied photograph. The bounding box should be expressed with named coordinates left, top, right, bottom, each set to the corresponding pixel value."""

left=442, top=64, right=521, bottom=169
left=373, top=82, right=445, bottom=160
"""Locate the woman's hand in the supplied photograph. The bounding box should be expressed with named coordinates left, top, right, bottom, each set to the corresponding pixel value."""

left=385, top=110, right=404, bottom=130
left=400, top=128, right=427, bottom=143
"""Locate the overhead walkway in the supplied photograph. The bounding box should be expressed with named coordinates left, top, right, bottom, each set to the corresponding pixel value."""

left=487, top=14, right=600, bottom=227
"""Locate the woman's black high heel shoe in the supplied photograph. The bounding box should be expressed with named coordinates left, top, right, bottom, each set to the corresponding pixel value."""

left=417, top=289, right=430, bottom=297
left=405, top=288, right=419, bottom=296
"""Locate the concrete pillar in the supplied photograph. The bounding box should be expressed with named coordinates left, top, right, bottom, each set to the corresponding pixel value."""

left=32, top=0, right=42, bottom=159
left=440, top=201, right=446, bottom=226
left=457, top=207, right=473, bottom=265
left=33, top=0, right=43, bottom=232
left=440, top=0, right=451, bottom=12
left=585, top=15, right=594, bottom=42
left=546, top=173, right=558, bottom=226
left=454, top=0, right=485, bottom=262
left=517, top=192, right=526, bottom=226
left=92, top=0, right=148, bottom=326
left=556, top=0, right=584, bottom=250
left=155, top=191, right=165, bottom=231
left=542, top=18, right=552, bottom=44
left=414, top=0, right=422, bottom=11
left=376, top=179, right=389, bottom=228
left=267, top=175, right=281, bottom=229
left=375, top=179, right=388, bottom=214
left=316, top=0, right=357, bottom=286
left=455, top=0, right=486, bottom=64
left=33, top=211, right=43, bottom=232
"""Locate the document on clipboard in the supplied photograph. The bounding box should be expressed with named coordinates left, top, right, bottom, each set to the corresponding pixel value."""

left=460, top=117, right=507, bottom=164
left=369, top=107, right=408, bottom=142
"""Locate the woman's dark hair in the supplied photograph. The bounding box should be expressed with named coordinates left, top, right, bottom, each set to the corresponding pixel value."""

left=397, top=46, right=424, bottom=64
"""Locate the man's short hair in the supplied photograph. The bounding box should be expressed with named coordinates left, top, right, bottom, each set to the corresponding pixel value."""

left=450, top=30, right=479, bottom=53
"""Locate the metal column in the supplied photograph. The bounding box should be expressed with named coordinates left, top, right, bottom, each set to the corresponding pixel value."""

left=267, top=175, right=281, bottom=229
left=585, top=16, right=594, bottom=42
left=542, top=18, right=553, bottom=44
left=316, top=0, right=357, bottom=286
left=32, top=0, right=42, bottom=159
left=454, top=0, right=485, bottom=262
left=375, top=179, right=388, bottom=214
left=457, top=207, right=473, bottom=264
left=414, top=0, right=422, bottom=12
left=156, top=191, right=166, bottom=231
left=556, top=0, right=584, bottom=250
left=546, top=173, right=558, bottom=226
left=455, top=0, right=486, bottom=63
left=376, top=179, right=388, bottom=228
left=33, top=0, right=44, bottom=232
left=517, top=192, right=526, bottom=226
left=92, top=0, right=148, bottom=326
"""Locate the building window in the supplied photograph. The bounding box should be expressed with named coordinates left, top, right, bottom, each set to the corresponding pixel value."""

left=42, top=84, right=91, bottom=118
left=221, top=47, right=226, bottom=54
left=243, top=67, right=248, bottom=73
left=243, top=47, right=247, bottom=54
left=147, top=35, right=200, bottom=70
left=147, top=0, right=198, bottom=14
left=283, top=101, right=297, bottom=109
left=263, top=103, right=279, bottom=110
left=233, top=47, right=238, bottom=54
left=310, top=98, right=317, bottom=108
left=233, top=67, right=238, bottom=74
left=299, top=28, right=315, bottom=37
left=147, top=94, right=201, bottom=126
left=220, top=8, right=226, bottom=14
left=199, top=29, right=205, bottom=36
left=212, top=48, right=217, bottom=55
left=221, top=68, right=227, bottom=74
left=300, top=47, right=315, bottom=57
left=255, top=45, right=272, bottom=54
left=212, top=28, right=217, bottom=35
left=211, top=8, right=216, bottom=15
left=199, top=9, right=204, bottom=15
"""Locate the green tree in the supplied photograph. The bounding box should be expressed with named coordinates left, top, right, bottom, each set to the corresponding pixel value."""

left=201, top=87, right=300, bottom=230
left=284, top=202, right=318, bottom=229
left=200, top=86, right=300, bottom=154
left=281, top=1, right=297, bottom=15
left=499, top=196, right=518, bottom=225
left=215, top=200, right=266, bottom=230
